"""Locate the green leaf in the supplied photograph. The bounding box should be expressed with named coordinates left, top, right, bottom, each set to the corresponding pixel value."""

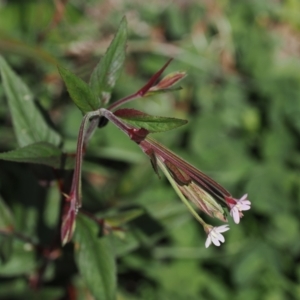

left=0, top=142, right=74, bottom=169
left=104, top=208, right=144, bottom=227
left=0, top=195, right=14, bottom=232
left=0, top=235, right=13, bottom=264
left=114, top=108, right=188, bottom=132
left=58, top=65, right=98, bottom=113
left=0, top=55, right=61, bottom=147
left=0, top=195, right=14, bottom=263
left=74, top=215, right=116, bottom=300
left=0, top=240, right=36, bottom=276
left=89, top=17, right=127, bottom=106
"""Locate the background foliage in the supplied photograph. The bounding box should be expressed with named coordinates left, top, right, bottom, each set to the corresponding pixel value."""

left=1, top=0, right=300, bottom=299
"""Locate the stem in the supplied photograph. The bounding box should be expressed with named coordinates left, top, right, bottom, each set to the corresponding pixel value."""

left=70, top=111, right=99, bottom=208
left=83, top=116, right=99, bottom=147
left=156, top=159, right=206, bottom=227
left=98, top=108, right=133, bottom=137
left=107, top=58, right=173, bottom=111
left=107, top=92, right=140, bottom=111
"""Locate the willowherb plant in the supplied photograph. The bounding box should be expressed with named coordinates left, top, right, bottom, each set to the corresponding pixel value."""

left=0, top=17, right=251, bottom=298
left=57, top=18, right=251, bottom=247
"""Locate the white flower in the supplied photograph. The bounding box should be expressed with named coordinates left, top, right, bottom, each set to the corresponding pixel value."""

left=205, top=225, right=230, bottom=248
left=229, top=194, right=251, bottom=224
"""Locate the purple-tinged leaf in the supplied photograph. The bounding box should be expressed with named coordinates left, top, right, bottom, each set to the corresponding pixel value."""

left=58, top=65, right=98, bottom=114
left=107, top=58, right=173, bottom=111
left=89, top=17, right=127, bottom=106
left=149, top=71, right=186, bottom=90
left=136, top=58, right=173, bottom=96
left=114, top=108, right=187, bottom=133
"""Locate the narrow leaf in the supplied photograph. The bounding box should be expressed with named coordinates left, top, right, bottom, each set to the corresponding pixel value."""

left=104, top=209, right=144, bottom=227
left=74, top=215, right=116, bottom=300
left=0, top=235, right=13, bottom=263
left=149, top=71, right=186, bottom=91
left=89, top=17, right=127, bottom=106
left=58, top=65, right=98, bottom=113
left=0, top=195, right=14, bottom=232
left=136, top=58, right=173, bottom=96
left=0, top=142, right=70, bottom=169
left=0, top=55, right=61, bottom=147
left=114, top=108, right=188, bottom=132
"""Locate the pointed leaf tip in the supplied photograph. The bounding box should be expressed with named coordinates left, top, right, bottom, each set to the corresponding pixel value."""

left=150, top=71, right=186, bottom=91
left=114, top=108, right=188, bottom=133
left=0, top=55, right=61, bottom=147
left=136, top=58, right=173, bottom=96
left=58, top=65, right=98, bottom=113
left=89, top=17, right=127, bottom=106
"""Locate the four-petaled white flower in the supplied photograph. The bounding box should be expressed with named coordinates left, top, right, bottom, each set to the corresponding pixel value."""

left=228, top=194, right=251, bottom=224
left=205, top=225, right=230, bottom=248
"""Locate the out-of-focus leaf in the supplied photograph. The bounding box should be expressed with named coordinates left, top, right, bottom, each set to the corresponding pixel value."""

left=114, top=108, right=188, bottom=132
left=144, top=86, right=182, bottom=97
left=74, top=215, right=116, bottom=300
left=43, top=185, right=60, bottom=229
left=0, top=195, right=14, bottom=231
left=0, top=236, right=13, bottom=263
left=0, top=279, right=27, bottom=298
left=89, top=17, right=127, bottom=106
left=104, top=208, right=144, bottom=226
left=0, top=279, right=64, bottom=299
left=0, top=196, right=13, bottom=261
left=0, top=55, right=61, bottom=147
left=0, top=240, right=36, bottom=276
left=58, top=65, right=98, bottom=113
left=0, top=142, right=71, bottom=169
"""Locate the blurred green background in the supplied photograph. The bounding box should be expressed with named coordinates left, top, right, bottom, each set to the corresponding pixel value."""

left=1, top=0, right=300, bottom=299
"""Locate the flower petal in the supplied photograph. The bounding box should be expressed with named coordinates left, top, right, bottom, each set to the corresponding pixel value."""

left=239, top=194, right=248, bottom=201
left=240, top=204, right=251, bottom=211
left=242, top=200, right=251, bottom=205
left=230, top=207, right=240, bottom=224
left=216, top=225, right=230, bottom=233
left=211, top=236, right=221, bottom=246
left=205, top=236, right=212, bottom=248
